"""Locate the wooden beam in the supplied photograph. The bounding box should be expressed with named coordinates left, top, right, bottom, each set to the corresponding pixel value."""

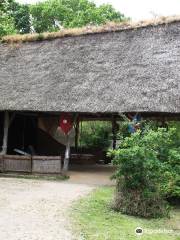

left=63, top=134, right=71, bottom=172
left=1, top=111, right=9, bottom=155
left=9, top=113, right=16, bottom=126
left=75, top=119, right=79, bottom=152
left=112, top=115, right=117, bottom=150
left=62, top=114, right=79, bottom=172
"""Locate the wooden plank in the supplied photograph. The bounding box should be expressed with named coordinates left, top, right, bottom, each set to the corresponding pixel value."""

left=32, top=156, right=61, bottom=173
left=1, top=111, right=9, bottom=155
left=0, top=155, right=4, bottom=172
left=3, top=155, right=31, bottom=172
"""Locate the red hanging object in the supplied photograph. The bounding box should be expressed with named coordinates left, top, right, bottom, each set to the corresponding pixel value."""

left=59, top=113, right=73, bottom=135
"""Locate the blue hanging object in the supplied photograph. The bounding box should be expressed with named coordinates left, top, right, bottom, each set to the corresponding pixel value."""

left=128, top=114, right=141, bottom=133
left=128, top=124, right=135, bottom=133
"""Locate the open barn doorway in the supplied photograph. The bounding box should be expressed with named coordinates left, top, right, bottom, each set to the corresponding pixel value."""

left=68, top=119, right=117, bottom=181
left=70, top=120, right=113, bottom=166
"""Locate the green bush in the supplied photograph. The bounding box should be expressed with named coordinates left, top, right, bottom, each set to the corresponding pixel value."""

left=155, top=122, right=180, bottom=199
left=79, top=121, right=111, bottom=150
left=108, top=125, right=180, bottom=218
left=162, top=148, right=180, bottom=199
left=0, top=11, right=16, bottom=37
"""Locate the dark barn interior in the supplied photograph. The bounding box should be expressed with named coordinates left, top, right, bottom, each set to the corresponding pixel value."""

left=8, top=114, right=37, bottom=155
left=0, top=112, right=66, bottom=157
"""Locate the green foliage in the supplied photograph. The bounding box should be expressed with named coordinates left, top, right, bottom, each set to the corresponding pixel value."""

left=0, top=11, right=16, bottom=37
left=162, top=147, right=180, bottom=199
left=108, top=124, right=180, bottom=218
left=79, top=121, right=111, bottom=150
left=110, top=129, right=166, bottom=190
left=160, top=126, right=180, bottom=199
left=8, top=0, right=31, bottom=34
left=0, top=0, right=16, bottom=37
left=30, top=0, right=126, bottom=33
left=30, top=1, right=58, bottom=33
left=0, top=0, right=30, bottom=37
left=0, top=0, right=126, bottom=37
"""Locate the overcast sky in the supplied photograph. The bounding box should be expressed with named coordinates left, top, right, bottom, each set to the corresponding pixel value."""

left=16, top=0, right=180, bottom=20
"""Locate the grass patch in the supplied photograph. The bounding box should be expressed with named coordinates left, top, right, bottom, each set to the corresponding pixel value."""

left=71, top=187, right=180, bottom=240
left=0, top=173, right=69, bottom=181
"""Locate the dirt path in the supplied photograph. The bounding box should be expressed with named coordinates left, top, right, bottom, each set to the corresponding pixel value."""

left=0, top=177, right=94, bottom=240
left=68, top=165, right=115, bottom=186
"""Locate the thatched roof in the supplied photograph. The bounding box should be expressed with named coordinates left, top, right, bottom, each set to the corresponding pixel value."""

left=2, top=16, right=180, bottom=44
left=0, top=17, right=180, bottom=114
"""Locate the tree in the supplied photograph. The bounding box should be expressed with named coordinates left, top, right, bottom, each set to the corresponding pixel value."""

left=0, top=0, right=16, bottom=37
left=0, top=11, right=16, bottom=37
left=0, top=0, right=126, bottom=37
left=30, top=0, right=126, bottom=33
left=8, top=0, right=31, bottom=34
left=0, top=0, right=30, bottom=37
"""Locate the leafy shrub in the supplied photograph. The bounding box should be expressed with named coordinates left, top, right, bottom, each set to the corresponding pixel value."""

left=108, top=125, right=180, bottom=218
left=162, top=148, right=180, bottom=199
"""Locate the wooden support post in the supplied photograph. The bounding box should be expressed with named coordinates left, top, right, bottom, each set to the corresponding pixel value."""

left=75, top=119, right=79, bottom=152
left=1, top=111, right=9, bottom=155
left=63, top=134, right=71, bottom=172
left=112, top=116, right=117, bottom=150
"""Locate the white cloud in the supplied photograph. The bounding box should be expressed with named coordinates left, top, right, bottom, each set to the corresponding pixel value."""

left=16, top=0, right=180, bottom=20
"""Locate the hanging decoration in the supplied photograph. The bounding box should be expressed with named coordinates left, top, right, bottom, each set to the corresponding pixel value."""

left=127, top=113, right=141, bottom=133
left=59, top=113, right=73, bottom=135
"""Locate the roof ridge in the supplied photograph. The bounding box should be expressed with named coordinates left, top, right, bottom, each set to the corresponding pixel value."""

left=2, top=15, right=180, bottom=44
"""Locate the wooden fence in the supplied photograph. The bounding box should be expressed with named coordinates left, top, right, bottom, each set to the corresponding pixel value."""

left=0, top=155, right=61, bottom=174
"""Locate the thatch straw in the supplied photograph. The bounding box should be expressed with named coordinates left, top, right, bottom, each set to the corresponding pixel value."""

left=2, top=15, right=180, bottom=44
left=0, top=16, right=180, bottom=114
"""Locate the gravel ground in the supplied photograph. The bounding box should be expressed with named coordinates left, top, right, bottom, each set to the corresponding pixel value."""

left=0, top=177, right=94, bottom=240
